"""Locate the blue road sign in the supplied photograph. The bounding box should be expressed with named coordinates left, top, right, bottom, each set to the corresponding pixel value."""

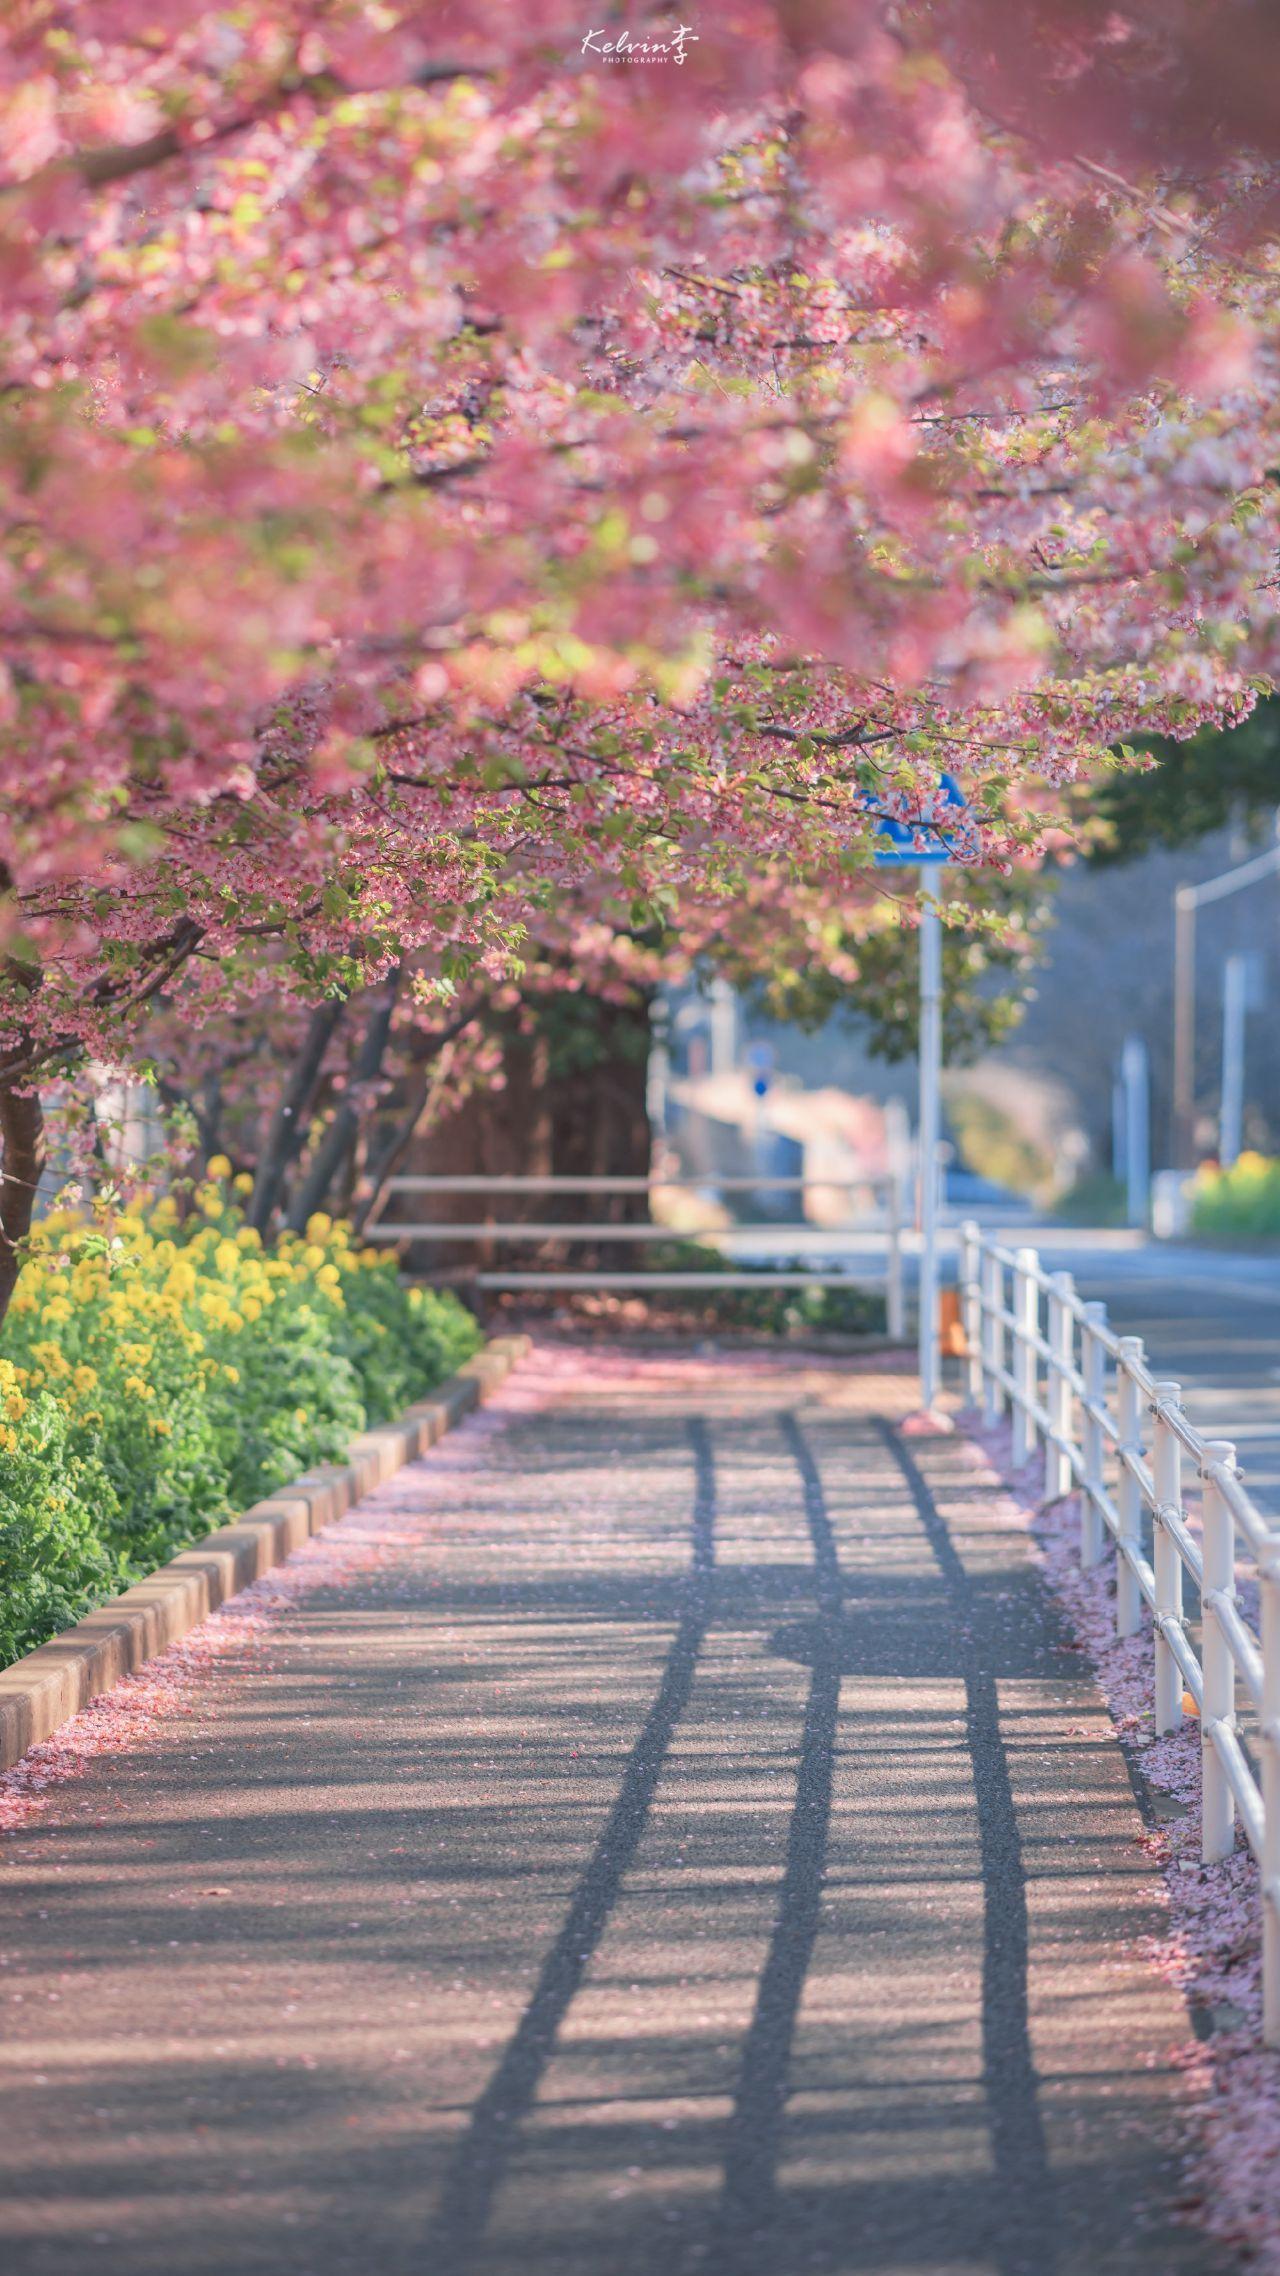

left=872, top=770, right=966, bottom=867
left=745, top=1041, right=773, bottom=1098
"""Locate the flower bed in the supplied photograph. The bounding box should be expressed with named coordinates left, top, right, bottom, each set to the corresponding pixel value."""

left=0, top=1165, right=480, bottom=1669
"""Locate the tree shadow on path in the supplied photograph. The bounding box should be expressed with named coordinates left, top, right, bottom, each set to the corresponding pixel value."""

left=429, top=1407, right=1070, bottom=2276
left=714, top=1410, right=842, bottom=2267
left=872, top=1420, right=1060, bottom=2276
left=425, top=1416, right=717, bottom=2273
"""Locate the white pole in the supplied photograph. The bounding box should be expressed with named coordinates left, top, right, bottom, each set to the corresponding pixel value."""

left=1115, top=1339, right=1146, bottom=1639
left=1220, top=953, right=1247, bottom=1169
left=886, top=1171, right=906, bottom=1343
left=1045, top=1270, right=1075, bottom=1501
left=1011, top=1249, right=1037, bottom=1468
left=1121, top=1035, right=1149, bottom=1228
left=1260, top=1543, right=1280, bottom=2045
left=959, top=1220, right=983, bottom=1407
left=647, top=996, right=670, bottom=1143
left=1080, top=1302, right=1108, bottom=1568
left=918, top=885, right=942, bottom=1409
left=708, top=976, right=737, bottom=1077
left=1201, top=1441, right=1239, bottom=1863
left=1151, top=1383, right=1184, bottom=1736
left=982, top=1246, right=1005, bottom=1428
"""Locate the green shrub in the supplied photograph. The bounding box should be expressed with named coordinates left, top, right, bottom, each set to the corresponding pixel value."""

left=1190, top=1152, right=1280, bottom=1238
left=1053, top=1171, right=1128, bottom=1228
left=646, top=1241, right=886, bottom=1335
left=0, top=1395, right=123, bottom=1670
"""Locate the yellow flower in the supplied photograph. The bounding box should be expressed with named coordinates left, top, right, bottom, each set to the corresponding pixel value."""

left=233, top=1172, right=253, bottom=1195
left=206, top=1155, right=233, bottom=1180
left=305, top=1213, right=332, bottom=1243
left=4, top=1389, right=26, bottom=1421
left=71, top=1368, right=97, bottom=1397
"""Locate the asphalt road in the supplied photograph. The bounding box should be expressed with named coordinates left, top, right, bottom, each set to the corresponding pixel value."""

left=0, top=1345, right=1227, bottom=2276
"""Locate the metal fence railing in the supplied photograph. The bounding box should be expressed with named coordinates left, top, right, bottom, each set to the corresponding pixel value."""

left=958, top=1220, right=1280, bottom=2045
left=366, top=1173, right=906, bottom=1338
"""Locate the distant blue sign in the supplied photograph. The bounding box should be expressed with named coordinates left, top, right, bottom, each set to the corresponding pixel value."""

left=745, top=1040, right=773, bottom=1100
left=872, top=770, right=967, bottom=867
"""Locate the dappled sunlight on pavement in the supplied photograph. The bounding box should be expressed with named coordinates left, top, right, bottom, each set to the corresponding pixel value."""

left=0, top=1344, right=1228, bottom=2275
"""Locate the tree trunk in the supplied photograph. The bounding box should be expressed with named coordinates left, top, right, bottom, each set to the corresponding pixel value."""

left=351, top=1007, right=480, bottom=1234
left=247, top=997, right=346, bottom=1233
left=0, top=1079, right=45, bottom=1326
left=285, top=969, right=402, bottom=1232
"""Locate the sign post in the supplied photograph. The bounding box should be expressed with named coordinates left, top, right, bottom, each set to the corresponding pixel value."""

left=873, top=772, right=966, bottom=1410
left=917, top=884, right=943, bottom=1407
left=745, top=1040, right=774, bottom=1191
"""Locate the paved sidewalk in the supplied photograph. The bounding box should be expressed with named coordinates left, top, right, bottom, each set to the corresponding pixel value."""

left=0, top=1346, right=1229, bottom=2275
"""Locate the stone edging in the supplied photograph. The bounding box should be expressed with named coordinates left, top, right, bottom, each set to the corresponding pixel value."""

left=0, top=1333, right=530, bottom=1774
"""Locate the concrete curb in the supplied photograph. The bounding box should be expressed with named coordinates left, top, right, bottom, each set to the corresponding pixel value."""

left=0, top=1333, right=530, bottom=1774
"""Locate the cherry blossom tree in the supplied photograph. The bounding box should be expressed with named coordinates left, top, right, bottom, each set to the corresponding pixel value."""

left=3, top=2, right=1280, bottom=1308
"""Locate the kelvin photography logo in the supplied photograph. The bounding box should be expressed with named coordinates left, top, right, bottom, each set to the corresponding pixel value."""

left=580, top=23, right=699, bottom=64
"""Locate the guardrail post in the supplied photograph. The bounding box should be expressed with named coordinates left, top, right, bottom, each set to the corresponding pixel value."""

left=1045, top=1271, right=1075, bottom=1501
left=959, top=1221, right=983, bottom=1408
left=1151, top=1383, right=1184, bottom=1735
left=1115, top=1339, right=1146, bottom=1638
left=982, top=1246, right=1005, bottom=1428
left=1261, top=1544, right=1280, bottom=2047
left=1080, top=1302, right=1108, bottom=1568
left=1011, top=1249, right=1037, bottom=1468
left=1201, top=1441, right=1239, bottom=1864
left=887, top=1174, right=906, bottom=1344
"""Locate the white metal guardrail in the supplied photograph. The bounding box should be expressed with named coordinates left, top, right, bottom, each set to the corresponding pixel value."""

left=367, top=1173, right=906, bottom=1338
left=958, top=1220, right=1280, bottom=2044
